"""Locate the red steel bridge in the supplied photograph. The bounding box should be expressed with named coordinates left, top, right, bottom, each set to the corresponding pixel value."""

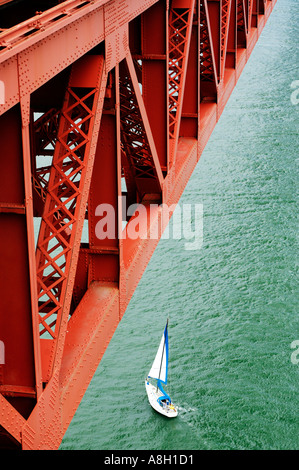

left=0, top=0, right=277, bottom=449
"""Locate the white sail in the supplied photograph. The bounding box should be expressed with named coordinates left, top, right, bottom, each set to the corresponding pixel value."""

left=148, top=324, right=168, bottom=384
left=145, top=320, right=177, bottom=418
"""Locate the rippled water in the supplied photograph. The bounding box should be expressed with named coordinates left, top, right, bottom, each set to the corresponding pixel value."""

left=60, top=0, right=299, bottom=450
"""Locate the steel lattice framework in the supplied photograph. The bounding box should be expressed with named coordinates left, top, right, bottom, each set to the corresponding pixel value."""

left=0, top=0, right=277, bottom=449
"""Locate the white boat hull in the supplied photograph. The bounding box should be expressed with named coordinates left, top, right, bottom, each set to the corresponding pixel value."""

left=145, top=380, right=178, bottom=418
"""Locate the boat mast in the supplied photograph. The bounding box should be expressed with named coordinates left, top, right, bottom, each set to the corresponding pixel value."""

left=157, top=318, right=168, bottom=391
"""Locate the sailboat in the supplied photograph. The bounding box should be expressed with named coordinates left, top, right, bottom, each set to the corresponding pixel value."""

left=145, top=319, right=178, bottom=418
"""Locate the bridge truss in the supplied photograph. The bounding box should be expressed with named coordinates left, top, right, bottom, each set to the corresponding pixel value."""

left=0, top=0, right=276, bottom=449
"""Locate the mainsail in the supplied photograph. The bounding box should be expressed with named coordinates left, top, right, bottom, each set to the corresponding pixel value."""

left=148, top=321, right=169, bottom=384
left=145, top=318, right=177, bottom=416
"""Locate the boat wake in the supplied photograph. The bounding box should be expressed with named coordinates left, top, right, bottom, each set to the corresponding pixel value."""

left=175, top=403, right=199, bottom=416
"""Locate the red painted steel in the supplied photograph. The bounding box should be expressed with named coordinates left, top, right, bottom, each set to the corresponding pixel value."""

left=0, top=0, right=277, bottom=449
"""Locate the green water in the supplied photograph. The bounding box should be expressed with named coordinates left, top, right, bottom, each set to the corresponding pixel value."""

left=60, top=0, right=299, bottom=451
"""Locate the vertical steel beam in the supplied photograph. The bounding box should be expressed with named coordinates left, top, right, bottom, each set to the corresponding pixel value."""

left=0, top=105, right=37, bottom=419
left=180, top=3, right=200, bottom=140
left=200, top=0, right=218, bottom=101
left=141, top=0, right=169, bottom=174
left=226, top=0, right=237, bottom=69
left=35, top=55, right=107, bottom=380
left=119, top=53, right=163, bottom=201
left=88, top=68, right=120, bottom=287
left=20, top=96, right=43, bottom=401
left=237, top=0, right=247, bottom=47
left=168, top=0, right=196, bottom=166
left=206, top=0, right=221, bottom=81
left=220, top=0, right=233, bottom=80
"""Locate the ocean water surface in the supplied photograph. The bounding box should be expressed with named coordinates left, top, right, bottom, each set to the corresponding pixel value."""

left=60, top=0, right=299, bottom=450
